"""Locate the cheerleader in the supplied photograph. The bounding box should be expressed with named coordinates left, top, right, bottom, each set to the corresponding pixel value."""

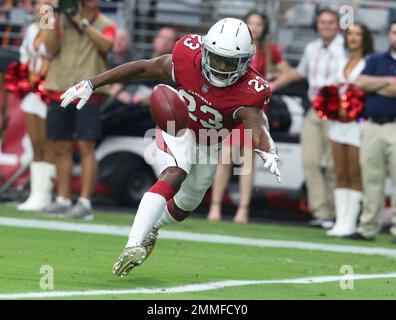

left=17, top=0, right=56, bottom=211
left=327, top=23, right=374, bottom=236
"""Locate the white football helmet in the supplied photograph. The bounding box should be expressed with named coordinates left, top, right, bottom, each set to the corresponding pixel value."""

left=201, top=18, right=256, bottom=87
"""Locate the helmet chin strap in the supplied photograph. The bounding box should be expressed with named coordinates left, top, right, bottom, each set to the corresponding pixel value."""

left=210, top=71, right=239, bottom=87
left=209, top=74, right=229, bottom=87
left=202, top=64, right=232, bottom=87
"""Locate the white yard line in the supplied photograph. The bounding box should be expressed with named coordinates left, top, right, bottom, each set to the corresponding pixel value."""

left=1, top=273, right=396, bottom=299
left=1, top=217, right=396, bottom=258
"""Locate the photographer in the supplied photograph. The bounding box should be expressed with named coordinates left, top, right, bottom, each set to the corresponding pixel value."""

left=41, top=0, right=116, bottom=219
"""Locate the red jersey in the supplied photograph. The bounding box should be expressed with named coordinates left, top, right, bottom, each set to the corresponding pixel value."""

left=172, top=34, right=271, bottom=145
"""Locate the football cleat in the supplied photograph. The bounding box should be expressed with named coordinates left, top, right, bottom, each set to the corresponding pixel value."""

left=142, top=228, right=159, bottom=258
left=112, top=245, right=147, bottom=278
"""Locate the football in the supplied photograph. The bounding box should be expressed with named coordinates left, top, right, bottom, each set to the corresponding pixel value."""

left=150, top=84, right=189, bottom=136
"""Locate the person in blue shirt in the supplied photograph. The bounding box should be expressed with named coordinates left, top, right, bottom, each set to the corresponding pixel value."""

left=349, top=19, right=396, bottom=243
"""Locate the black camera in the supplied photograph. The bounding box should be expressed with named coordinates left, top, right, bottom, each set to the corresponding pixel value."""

left=58, top=0, right=79, bottom=16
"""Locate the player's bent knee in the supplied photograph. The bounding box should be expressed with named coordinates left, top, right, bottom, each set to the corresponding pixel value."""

left=160, top=167, right=187, bottom=192
left=174, top=193, right=204, bottom=212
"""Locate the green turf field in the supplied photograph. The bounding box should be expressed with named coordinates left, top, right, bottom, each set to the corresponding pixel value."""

left=0, top=203, right=395, bottom=300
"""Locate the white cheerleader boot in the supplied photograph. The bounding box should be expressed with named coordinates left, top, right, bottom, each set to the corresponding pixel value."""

left=338, top=190, right=362, bottom=236
left=18, top=162, right=55, bottom=211
left=327, top=189, right=349, bottom=237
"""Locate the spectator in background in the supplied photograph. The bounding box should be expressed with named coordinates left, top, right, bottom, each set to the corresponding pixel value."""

left=108, top=27, right=143, bottom=106
left=246, top=11, right=290, bottom=81
left=108, top=27, right=133, bottom=68
left=108, top=27, right=135, bottom=105
left=207, top=11, right=290, bottom=224
left=17, top=0, right=56, bottom=212
left=348, top=20, right=396, bottom=243
left=109, top=26, right=177, bottom=108
left=41, top=0, right=116, bottom=219
left=326, top=23, right=374, bottom=237
left=151, top=26, right=177, bottom=59
left=101, top=26, right=177, bottom=141
left=130, top=26, right=177, bottom=107
left=274, top=8, right=346, bottom=229
left=112, top=27, right=131, bottom=54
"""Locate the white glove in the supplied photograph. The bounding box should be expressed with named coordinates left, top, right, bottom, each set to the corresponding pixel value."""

left=254, top=149, right=281, bottom=183
left=60, top=80, right=94, bottom=110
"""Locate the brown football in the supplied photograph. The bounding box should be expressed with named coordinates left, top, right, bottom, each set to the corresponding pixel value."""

left=150, top=84, right=189, bottom=136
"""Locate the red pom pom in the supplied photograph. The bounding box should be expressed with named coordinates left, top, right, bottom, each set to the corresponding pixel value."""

left=339, top=84, right=365, bottom=122
left=4, top=61, right=21, bottom=92
left=312, top=85, right=340, bottom=120
left=313, top=84, right=365, bottom=122
left=4, top=62, right=49, bottom=102
left=4, top=62, right=33, bottom=98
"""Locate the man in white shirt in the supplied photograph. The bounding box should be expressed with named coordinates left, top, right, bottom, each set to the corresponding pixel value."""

left=275, top=8, right=346, bottom=228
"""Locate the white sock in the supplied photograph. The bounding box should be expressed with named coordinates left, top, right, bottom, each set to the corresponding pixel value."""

left=126, top=192, right=167, bottom=247
left=78, top=197, right=91, bottom=210
left=153, top=203, right=178, bottom=229
left=56, top=196, right=72, bottom=206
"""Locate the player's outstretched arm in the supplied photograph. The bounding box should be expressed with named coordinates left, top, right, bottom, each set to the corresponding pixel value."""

left=60, top=54, right=173, bottom=109
left=236, top=107, right=281, bottom=183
